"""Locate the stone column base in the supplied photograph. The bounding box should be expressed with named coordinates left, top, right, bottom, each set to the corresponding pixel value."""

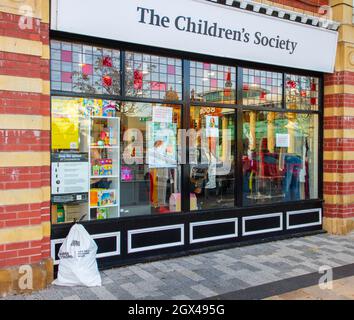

left=323, top=217, right=354, bottom=235
left=0, top=258, right=53, bottom=298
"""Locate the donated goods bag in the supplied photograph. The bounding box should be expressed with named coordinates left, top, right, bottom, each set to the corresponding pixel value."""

left=53, top=224, right=102, bottom=287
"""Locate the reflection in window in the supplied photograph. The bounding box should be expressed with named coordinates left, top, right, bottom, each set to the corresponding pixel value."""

left=190, top=62, right=236, bottom=104
left=286, top=74, right=319, bottom=110
left=189, top=107, right=235, bottom=210
left=50, top=41, right=121, bottom=95
left=125, top=52, right=183, bottom=100
left=243, top=68, right=282, bottom=108
left=242, top=111, right=318, bottom=206
left=120, top=103, right=181, bottom=216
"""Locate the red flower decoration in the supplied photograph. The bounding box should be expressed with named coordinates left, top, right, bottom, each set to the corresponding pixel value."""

left=287, top=80, right=297, bottom=89
left=300, top=90, right=307, bottom=97
left=102, top=56, right=113, bottom=67
left=102, top=75, right=112, bottom=87
left=134, top=70, right=143, bottom=90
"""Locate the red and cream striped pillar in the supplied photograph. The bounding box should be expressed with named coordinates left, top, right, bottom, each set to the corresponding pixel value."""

left=323, top=0, right=354, bottom=234
left=0, top=0, right=52, bottom=296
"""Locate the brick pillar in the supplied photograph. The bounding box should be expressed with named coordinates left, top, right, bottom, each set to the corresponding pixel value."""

left=0, top=0, right=52, bottom=296
left=323, top=0, right=354, bottom=234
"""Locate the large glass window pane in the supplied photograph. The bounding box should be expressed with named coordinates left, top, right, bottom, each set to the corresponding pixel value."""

left=50, top=40, right=121, bottom=95
left=51, top=97, right=121, bottom=224
left=190, top=61, right=236, bottom=104
left=243, top=68, right=282, bottom=108
left=242, top=111, right=318, bottom=206
left=120, top=103, right=181, bottom=216
left=125, top=52, right=183, bottom=100
left=286, top=74, right=319, bottom=110
left=189, top=107, right=235, bottom=210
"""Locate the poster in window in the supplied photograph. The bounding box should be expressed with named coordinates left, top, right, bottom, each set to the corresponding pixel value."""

left=276, top=133, right=290, bottom=148
left=147, top=122, right=177, bottom=168
left=206, top=115, right=219, bottom=138
left=51, top=153, right=89, bottom=195
left=52, top=98, right=80, bottom=150
left=152, top=106, right=173, bottom=123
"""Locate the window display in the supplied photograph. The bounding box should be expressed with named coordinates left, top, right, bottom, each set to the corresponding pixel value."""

left=89, top=113, right=120, bottom=220
left=51, top=97, right=121, bottom=224
left=120, top=103, right=181, bottom=217
left=242, top=111, right=318, bottom=205
left=189, top=107, right=235, bottom=210
left=50, top=39, right=321, bottom=225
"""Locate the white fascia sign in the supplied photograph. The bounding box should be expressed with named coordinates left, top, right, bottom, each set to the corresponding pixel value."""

left=51, top=0, right=338, bottom=73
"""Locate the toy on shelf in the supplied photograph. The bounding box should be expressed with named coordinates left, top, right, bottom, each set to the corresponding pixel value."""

left=102, top=102, right=117, bottom=117
left=90, top=188, right=116, bottom=207
left=100, top=130, right=110, bottom=146
left=92, top=159, right=113, bottom=176
left=97, top=208, right=109, bottom=220
left=92, top=127, right=115, bottom=147
left=80, top=99, right=118, bottom=118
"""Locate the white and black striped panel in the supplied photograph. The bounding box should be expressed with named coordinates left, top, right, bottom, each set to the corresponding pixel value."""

left=242, top=213, right=283, bottom=236
left=286, top=208, right=322, bottom=230
left=128, top=224, right=184, bottom=254
left=51, top=231, right=121, bottom=265
left=190, top=218, right=238, bottom=244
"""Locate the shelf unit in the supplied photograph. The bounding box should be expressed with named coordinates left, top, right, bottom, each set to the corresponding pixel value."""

left=88, top=116, right=120, bottom=221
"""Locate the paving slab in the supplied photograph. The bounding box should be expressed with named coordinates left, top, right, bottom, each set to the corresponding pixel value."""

left=2, top=232, right=354, bottom=300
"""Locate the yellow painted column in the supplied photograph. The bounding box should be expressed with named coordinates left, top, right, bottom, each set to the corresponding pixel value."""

left=250, top=111, right=257, bottom=151
left=267, top=112, right=275, bottom=153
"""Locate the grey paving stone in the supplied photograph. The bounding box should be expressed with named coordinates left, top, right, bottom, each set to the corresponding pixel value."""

left=3, top=232, right=354, bottom=300
left=191, top=284, right=217, bottom=298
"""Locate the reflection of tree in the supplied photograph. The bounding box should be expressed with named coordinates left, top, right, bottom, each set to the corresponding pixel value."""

left=124, top=55, right=158, bottom=97
left=72, top=48, right=120, bottom=95
left=74, top=51, right=181, bottom=116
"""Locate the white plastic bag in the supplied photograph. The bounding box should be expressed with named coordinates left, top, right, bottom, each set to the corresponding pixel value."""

left=53, top=224, right=102, bottom=287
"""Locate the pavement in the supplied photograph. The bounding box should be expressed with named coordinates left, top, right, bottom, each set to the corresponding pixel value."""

left=265, top=275, right=354, bottom=300
left=2, top=232, right=354, bottom=300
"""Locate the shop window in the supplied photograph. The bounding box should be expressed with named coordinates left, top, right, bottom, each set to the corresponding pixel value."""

left=242, top=111, right=319, bottom=206
left=120, top=103, right=181, bottom=216
left=190, top=62, right=236, bottom=104
left=51, top=97, right=182, bottom=224
left=125, top=52, right=183, bottom=100
left=51, top=97, right=121, bottom=224
left=50, top=40, right=121, bottom=95
left=285, top=74, right=319, bottom=111
left=50, top=40, right=322, bottom=223
left=189, top=107, right=235, bottom=210
left=243, top=68, right=282, bottom=108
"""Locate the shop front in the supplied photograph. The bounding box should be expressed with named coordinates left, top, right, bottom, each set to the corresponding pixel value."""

left=49, top=0, right=338, bottom=269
